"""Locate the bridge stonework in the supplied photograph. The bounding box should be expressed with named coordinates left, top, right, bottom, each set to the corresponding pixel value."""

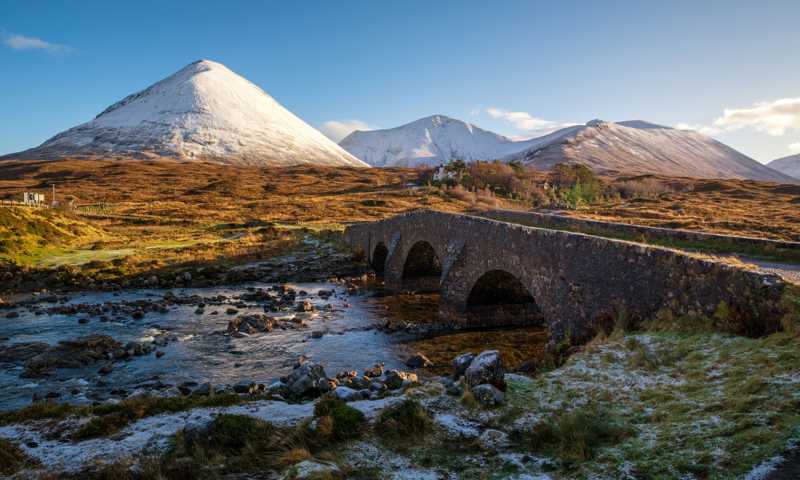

left=343, top=210, right=790, bottom=344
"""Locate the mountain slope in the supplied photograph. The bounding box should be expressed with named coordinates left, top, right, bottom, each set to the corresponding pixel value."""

left=504, top=120, right=795, bottom=182
left=768, top=154, right=800, bottom=179
left=339, top=115, right=552, bottom=167
left=5, top=60, right=368, bottom=167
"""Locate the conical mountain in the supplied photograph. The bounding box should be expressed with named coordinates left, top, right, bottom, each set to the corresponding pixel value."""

left=6, top=60, right=368, bottom=167
left=768, top=154, right=800, bottom=179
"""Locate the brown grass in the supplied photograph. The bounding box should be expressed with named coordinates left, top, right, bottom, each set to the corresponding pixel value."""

left=568, top=175, right=800, bottom=241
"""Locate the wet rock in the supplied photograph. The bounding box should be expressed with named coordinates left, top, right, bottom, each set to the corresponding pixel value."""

left=225, top=308, right=239, bottom=315
left=464, top=350, right=506, bottom=390
left=452, top=352, right=475, bottom=380
left=227, top=314, right=274, bottom=335
left=193, top=383, right=214, bottom=396
left=363, top=363, right=384, bottom=378
left=155, top=351, right=165, bottom=358
left=194, top=308, right=204, bottom=315
left=98, top=364, right=114, bottom=375
left=311, top=330, right=325, bottom=339
left=233, top=381, right=259, bottom=395
left=384, top=370, right=418, bottom=390
left=345, top=376, right=372, bottom=390
left=131, top=310, right=144, bottom=320
left=471, top=384, right=505, bottom=407
left=296, top=300, right=314, bottom=312
left=5, top=311, right=19, bottom=319
left=21, top=335, right=123, bottom=378
left=405, top=352, right=433, bottom=369
left=0, top=342, right=49, bottom=363
left=78, top=318, right=89, bottom=324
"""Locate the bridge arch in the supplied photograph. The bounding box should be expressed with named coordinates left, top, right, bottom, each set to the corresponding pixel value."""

left=370, top=242, right=389, bottom=276
left=460, top=269, right=545, bottom=327
left=400, top=240, right=443, bottom=292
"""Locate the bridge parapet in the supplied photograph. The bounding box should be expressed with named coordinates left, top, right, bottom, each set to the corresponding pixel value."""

left=344, top=209, right=791, bottom=344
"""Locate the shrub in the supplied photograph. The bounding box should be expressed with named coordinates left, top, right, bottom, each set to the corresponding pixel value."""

left=313, top=396, right=365, bottom=441
left=613, top=177, right=674, bottom=199
left=0, top=438, right=37, bottom=475
left=375, top=399, right=432, bottom=442
left=524, top=404, right=633, bottom=462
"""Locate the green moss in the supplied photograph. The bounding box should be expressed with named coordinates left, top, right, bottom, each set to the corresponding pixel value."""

left=522, top=404, right=633, bottom=462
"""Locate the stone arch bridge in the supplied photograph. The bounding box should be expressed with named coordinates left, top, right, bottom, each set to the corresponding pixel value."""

left=343, top=210, right=789, bottom=343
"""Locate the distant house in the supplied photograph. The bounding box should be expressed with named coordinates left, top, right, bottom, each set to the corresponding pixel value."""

left=22, top=192, right=46, bottom=206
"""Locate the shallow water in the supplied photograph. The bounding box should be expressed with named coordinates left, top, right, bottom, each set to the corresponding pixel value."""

left=0, top=282, right=410, bottom=410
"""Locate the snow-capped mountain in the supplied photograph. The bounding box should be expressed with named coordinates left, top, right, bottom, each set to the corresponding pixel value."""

left=6, top=60, right=368, bottom=167
left=768, top=154, right=800, bottom=179
left=505, top=120, right=794, bottom=182
left=339, top=115, right=548, bottom=167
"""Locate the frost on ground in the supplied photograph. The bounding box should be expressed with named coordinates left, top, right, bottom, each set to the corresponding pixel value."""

left=1, top=331, right=798, bottom=479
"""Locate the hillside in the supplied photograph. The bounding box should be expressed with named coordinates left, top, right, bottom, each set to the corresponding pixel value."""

left=506, top=120, right=794, bottom=182
left=3, top=60, right=367, bottom=168
left=768, top=154, right=800, bottom=179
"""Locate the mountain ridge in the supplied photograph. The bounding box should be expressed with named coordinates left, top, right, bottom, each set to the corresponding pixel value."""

left=768, top=154, right=800, bottom=179
left=340, top=114, right=793, bottom=182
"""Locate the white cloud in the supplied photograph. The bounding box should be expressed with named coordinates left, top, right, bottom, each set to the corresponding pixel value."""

left=319, top=119, right=374, bottom=142
left=485, top=107, right=574, bottom=134
left=674, top=122, right=723, bottom=136
left=789, top=142, right=800, bottom=153
left=711, top=97, right=800, bottom=136
left=3, top=33, right=72, bottom=53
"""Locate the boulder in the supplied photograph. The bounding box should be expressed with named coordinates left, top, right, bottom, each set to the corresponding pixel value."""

left=463, top=350, right=505, bottom=390
left=405, top=352, right=433, bottom=369
left=284, top=361, right=328, bottom=398
left=452, top=352, right=476, bottom=380
left=471, top=384, right=505, bottom=407
left=227, top=314, right=274, bottom=335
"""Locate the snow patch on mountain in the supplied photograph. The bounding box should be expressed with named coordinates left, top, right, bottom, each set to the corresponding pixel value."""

left=7, top=60, right=367, bottom=167
left=339, top=115, right=550, bottom=167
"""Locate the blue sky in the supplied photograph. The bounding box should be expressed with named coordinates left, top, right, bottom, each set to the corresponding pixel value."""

left=2, top=0, right=799, bottom=161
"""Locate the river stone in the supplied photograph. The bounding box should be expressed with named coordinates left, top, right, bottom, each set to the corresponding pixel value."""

left=464, top=350, right=505, bottom=390
left=384, top=370, right=418, bottom=390
left=234, top=381, right=258, bottom=394
left=332, top=386, right=362, bottom=402
left=296, top=300, right=314, bottom=312
left=471, top=384, right=505, bottom=407
left=98, top=364, right=114, bottom=375
left=282, top=459, right=341, bottom=480
left=405, top=352, right=433, bottom=369
left=5, top=311, right=19, bottom=319
left=284, top=361, right=328, bottom=398
left=193, top=383, right=214, bottom=396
